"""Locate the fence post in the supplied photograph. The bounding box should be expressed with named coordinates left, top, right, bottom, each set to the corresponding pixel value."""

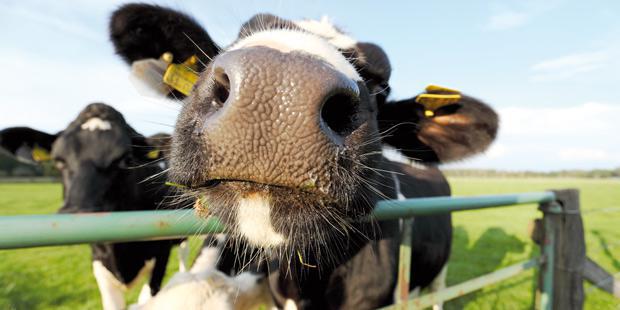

left=396, top=218, right=413, bottom=306
left=538, top=189, right=585, bottom=310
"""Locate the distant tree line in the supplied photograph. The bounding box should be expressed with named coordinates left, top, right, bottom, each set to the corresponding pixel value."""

left=444, top=168, right=620, bottom=179
left=1, top=151, right=618, bottom=179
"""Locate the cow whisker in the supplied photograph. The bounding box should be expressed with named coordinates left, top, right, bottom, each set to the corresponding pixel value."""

left=183, top=32, right=214, bottom=63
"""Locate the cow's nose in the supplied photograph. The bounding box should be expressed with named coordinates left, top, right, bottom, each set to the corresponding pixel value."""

left=191, top=46, right=361, bottom=190
left=205, top=46, right=360, bottom=142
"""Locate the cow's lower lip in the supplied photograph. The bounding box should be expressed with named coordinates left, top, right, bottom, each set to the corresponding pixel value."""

left=195, top=178, right=318, bottom=195
left=199, top=179, right=222, bottom=189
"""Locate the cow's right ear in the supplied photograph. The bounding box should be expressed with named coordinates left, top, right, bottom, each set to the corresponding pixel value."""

left=0, top=127, right=58, bottom=164
left=109, top=3, right=220, bottom=98
left=110, top=3, right=219, bottom=67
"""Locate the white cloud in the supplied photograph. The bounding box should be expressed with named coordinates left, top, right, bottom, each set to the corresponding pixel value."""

left=449, top=102, right=620, bottom=170
left=558, top=148, right=611, bottom=161
left=0, top=2, right=101, bottom=42
left=485, top=0, right=559, bottom=31
left=485, top=143, right=509, bottom=159
left=487, top=11, right=529, bottom=31
left=530, top=51, right=610, bottom=81
left=0, top=49, right=179, bottom=136
left=499, top=102, right=620, bottom=136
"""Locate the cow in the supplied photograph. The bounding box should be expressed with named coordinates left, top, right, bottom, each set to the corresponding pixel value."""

left=128, top=235, right=275, bottom=310
left=0, top=103, right=189, bottom=310
left=109, top=4, right=499, bottom=309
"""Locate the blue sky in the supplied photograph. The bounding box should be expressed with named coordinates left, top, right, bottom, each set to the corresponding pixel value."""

left=0, top=0, right=619, bottom=171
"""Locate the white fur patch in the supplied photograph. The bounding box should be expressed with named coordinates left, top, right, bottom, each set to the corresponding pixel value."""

left=92, top=259, right=156, bottom=310
left=294, top=16, right=357, bottom=50
left=430, top=265, right=448, bottom=310
left=391, top=172, right=406, bottom=201
left=190, top=237, right=225, bottom=273
left=229, top=29, right=361, bottom=81
left=236, top=195, right=285, bottom=248
left=92, top=260, right=126, bottom=310
left=137, top=284, right=152, bottom=305
left=382, top=147, right=428, bottom=170
left=81, top=117, right=112, bottom=131
left=178, top=240, right=190, bottom=272
left=284, top=299, right=298, bottom=310
left=129, top=270, right=273, bottom=310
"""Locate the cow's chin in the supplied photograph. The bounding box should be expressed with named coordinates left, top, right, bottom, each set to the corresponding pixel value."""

left=195, top=180, right=367, bottom=265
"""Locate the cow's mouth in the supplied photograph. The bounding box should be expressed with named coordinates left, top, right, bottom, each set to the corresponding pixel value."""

left=192, top=178, right=338, bottom=218
left=192, top=178, right=329, bottom=197
left=189, top=177, right=366, bottom=258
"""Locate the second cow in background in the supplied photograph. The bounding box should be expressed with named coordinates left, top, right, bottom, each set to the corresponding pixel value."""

left=0, top=103, right=187, bottom=310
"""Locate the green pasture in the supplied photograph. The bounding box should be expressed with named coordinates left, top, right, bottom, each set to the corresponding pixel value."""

left=0, top=178, right=618, bottom=309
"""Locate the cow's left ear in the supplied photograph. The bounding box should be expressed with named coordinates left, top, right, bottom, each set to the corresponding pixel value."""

left=377, top=85, right=499, bottom=163
left=0, top=127, right=59, bottom=164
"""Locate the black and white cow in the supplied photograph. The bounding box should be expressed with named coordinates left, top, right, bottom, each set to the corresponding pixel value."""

left=110, top=4, right=499, bottom=309
left=0, top=103, right=187, bottom=310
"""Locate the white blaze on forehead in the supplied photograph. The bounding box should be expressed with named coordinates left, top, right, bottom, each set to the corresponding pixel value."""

left=81, top=117, right=112, bottom=131
left=236, top=195, right=285, bottom=247
left=228, top=28, right=361, bottom=81
left=294, top=16, right=357, bottom=50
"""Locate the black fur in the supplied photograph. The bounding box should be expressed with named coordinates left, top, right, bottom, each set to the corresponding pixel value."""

left=0, top=103, right=184, bottom=298
left=0, top=127, right=58, bottom=163
left=109, top=3, right=220, bottom=70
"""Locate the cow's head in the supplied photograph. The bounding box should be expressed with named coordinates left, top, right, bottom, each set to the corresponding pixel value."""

left=110, top=4, right=498, bottom=263
left=0, top=103, right=166, bottom=213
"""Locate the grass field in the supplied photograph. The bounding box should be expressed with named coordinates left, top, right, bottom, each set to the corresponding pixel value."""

left=0, top=178, right=618, bottom=309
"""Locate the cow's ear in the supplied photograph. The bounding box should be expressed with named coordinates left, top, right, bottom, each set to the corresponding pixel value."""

left=109, top=3, right=220, bottom=98
left=377, top=85, right=499, bottom=163
left=0, top=127, right=58, bottom=164
left=110, top=3, right=219, bottom=66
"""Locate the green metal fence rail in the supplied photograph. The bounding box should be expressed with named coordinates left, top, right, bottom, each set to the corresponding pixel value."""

left=0, top=192, right=555, bottom=249
left=1, top=190, right=613, bottom=309
left=0, top=211, right=225, bottom=249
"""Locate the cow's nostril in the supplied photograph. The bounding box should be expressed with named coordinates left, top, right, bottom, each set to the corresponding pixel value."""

left=213, top=68, right=230, bottom=105
left=321, top=91, right=360, bottom=137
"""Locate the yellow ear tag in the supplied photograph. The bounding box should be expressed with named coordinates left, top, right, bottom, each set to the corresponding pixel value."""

left=424, top=110, right=435, bottom=118
left=160, top=52, right=174, bottom=64
left=162, top=55, right=200, bottom=96
left=146, top=149, right=160, bottom=159
left=425, top=84, right=461, bottom=94
left=416, top=93, right=462, bottom=111
left=31, top=145, right=51, bottom=162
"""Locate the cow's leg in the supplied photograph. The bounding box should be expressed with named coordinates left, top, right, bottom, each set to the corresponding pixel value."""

left=92, top=260, right=126, bottom=310
left=430, top=265, right=447, bottom=310
left=178, top=239, right=190, bottom=272
left=148, top=247, right=171, bottom=298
